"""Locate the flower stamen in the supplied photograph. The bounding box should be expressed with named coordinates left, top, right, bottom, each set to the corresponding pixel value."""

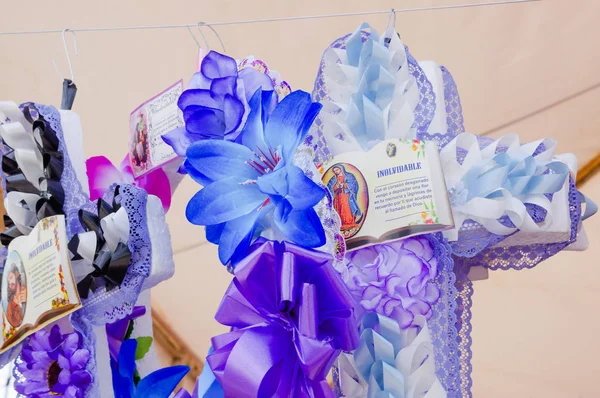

left=47, top=360, right=61, bottom=390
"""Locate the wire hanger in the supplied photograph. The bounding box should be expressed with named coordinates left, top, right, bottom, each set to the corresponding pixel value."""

left=386, top=8, right=397, bottom=31
left=52, top=28, right=78, bottom=110
left=186, top=23, right=209, bottom=49
left=198, top=22, right=227, bottom=53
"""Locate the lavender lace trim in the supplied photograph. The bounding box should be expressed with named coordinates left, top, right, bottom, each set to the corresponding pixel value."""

left=453, top=261, right=474, bottom=398
left=307, top=30, right=436, bottom=165
left=79, top=184, right=152, bottom=324
left=36, top=104, right=90, bottom=238
left=70, top=311, right=99, bottom=398
left=440, top=66, right=465, bottom=134
left=426, top=233, right=461, bottom=396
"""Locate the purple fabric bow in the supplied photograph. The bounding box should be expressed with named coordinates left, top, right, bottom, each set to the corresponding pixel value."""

left=207, top=239, right=359, bottom=398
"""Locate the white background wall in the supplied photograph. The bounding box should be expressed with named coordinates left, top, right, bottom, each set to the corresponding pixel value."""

left=1, top=0, right=599, bottom=396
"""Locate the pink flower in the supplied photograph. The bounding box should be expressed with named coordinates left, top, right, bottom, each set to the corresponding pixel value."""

left=86, top=155, right=172, bottom=211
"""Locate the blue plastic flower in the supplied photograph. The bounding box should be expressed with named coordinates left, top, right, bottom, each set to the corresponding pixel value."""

left=185, top=89, right=326, bottom=264
left=163, top=51, right=276, bottom=157
left=112, top=339, right=189, bottom=398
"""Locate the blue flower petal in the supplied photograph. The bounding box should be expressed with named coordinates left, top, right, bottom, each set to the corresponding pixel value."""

left=184, top=107, right=225, bottom=139
left=117, top=339, right=137, bottom=381
left=186, top=140, right=259, bottom=182
left=218, top=209, right=263, bottom=264
left=183, top=159, right=214, bottom=186
left=187, top=71, right=212, bottom=90
left=222, top=94, right=245, bottom=138
left=178, top=89, right=220, bottom=111
left=264, top=91, right=322, bottom=160
left=256, top=165, right=289, bottom=198
left=201, top=51, right=237, bottom=80
left=274, top=207, right=326, bottom=248
left=284, top=164, right=326, bottom=210
left=241, top=89, right=268, bottom=152
left=135, top=365, right=190, bottom=398
left=162, top=127, right=195, bottom=157
left=238, top=68, right=275, bottom=102
left=186, top=177, right=266, bottom=225
left=210, top=76, right=237, bottom=98
left=206, top=223, right=225, bottom=245
left=112, top=360, right=134, bottom=398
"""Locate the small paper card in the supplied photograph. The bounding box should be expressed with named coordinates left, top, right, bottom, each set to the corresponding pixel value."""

left=322, top=139, right=454, bottom=251
left=129, top=80, right=184, bottom=177
left=0, top=215, right=80, bottom=353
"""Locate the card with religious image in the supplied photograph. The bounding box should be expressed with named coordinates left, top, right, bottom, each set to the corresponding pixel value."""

left=129, top=80, right=184, bottom=178
left=0, top=215, right=81, bottom=353
left=321, top=139, right=454, bottom=251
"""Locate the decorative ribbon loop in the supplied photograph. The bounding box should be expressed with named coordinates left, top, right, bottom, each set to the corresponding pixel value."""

left=337, top=313, right=446, bottom=398
left=0, top=103, right=65, bottom=246
left=69, top=186, right=132, bottom=299
left=207, top=239, right=358, bottom=398
left=441, top=133, right=571, bottom=241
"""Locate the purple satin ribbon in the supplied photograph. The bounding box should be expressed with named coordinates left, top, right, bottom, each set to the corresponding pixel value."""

left=207, top=239, right=359, bottom=398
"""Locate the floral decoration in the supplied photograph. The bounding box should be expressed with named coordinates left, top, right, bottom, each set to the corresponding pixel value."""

left=15, top=325, right=93, bottom=398
left=346, top=237, right=441, bottom=329
left=162, top=50, right=278, bottom=159
left=183, top=89, right=326, bottom=264
left=86, top=155, right=172, bottom=212
left=111, top=338, right=189, bottom=398
left=207, top=239, right=359, bottom=397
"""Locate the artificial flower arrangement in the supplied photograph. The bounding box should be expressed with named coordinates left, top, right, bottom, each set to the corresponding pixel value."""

left=0, top=21, right=595, bottom=398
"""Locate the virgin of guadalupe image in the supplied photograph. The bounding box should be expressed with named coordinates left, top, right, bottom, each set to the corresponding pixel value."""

left=327, top=165, right=363, bottom=232
left=4, top=263, right=27, bottom=328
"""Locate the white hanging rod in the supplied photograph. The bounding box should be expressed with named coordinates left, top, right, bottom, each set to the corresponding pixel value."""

left=0, top=0, right=542, bottom=36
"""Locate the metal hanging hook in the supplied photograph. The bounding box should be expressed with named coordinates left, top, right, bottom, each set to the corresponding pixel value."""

left=187, top=24, right=209, bottom=49
left=198, top=22, right=226, bottom=53
left=386, top=8, right=396, bottom=30
left=52, top=28, right=78, bottom=83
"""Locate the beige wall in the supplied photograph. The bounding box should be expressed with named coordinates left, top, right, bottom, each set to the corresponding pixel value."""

left=2, top=0, right=600, bottom=396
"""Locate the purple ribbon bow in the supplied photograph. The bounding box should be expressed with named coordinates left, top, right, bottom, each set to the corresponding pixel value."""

left=207, top=239, right=359, bottom=398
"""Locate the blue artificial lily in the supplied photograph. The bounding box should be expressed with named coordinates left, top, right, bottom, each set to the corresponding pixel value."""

left=184, top=89, right=326, bottom=264
left=112, top=339, right=190, bottom=398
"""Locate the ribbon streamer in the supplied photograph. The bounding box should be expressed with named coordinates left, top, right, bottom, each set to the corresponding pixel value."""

left=337, top=313, right=446, bottom=398
left=0, top=102, right=65, bottom=246
left=69, top=185, right=132, bottom=299
left=440, top=133, right=571, bottom=240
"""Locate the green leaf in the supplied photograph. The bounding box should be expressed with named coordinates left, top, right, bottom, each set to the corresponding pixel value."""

left=133, top=369, right=141, bottom=386
left=124, top=320, right=135, bottom=341
left=423, top=201, right=429, bottom=210
left=135, top=336, right=153, bottom=360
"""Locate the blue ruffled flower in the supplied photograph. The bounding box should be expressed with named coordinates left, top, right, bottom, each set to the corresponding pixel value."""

left=184, top=89, right=326, bottom=264
left=163, top=51, right=276, bottom=157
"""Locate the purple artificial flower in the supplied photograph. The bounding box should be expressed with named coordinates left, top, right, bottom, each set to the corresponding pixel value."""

left=163, top=51, right=276, bottom=157
left=346, top=237, right=441, bottom=329
left=15, top=325, right=92, bottom=398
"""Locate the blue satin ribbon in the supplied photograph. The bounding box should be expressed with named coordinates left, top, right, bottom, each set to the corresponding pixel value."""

left=353, top=313, right=406, bottom=397
left=579, top=192, right=598, bottom=221
left=461, top=152, right=570, bottom=201
left=343, top=23, right=406, bottom=149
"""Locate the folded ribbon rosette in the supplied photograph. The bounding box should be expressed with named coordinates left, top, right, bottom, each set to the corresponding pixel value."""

left=207, top=239, right=359, bottom=398
left=336, top=313, right=445, bottom=398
